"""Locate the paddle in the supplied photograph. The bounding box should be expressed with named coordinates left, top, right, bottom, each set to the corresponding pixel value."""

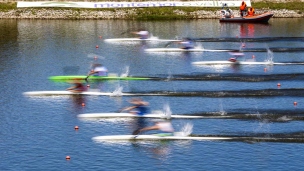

left=132, top=129, right=141, bottom=135
left=164, top=41, right=173, bottom=48
left=117, top=108, right=124, bottom=113
left=84, top=75, right=90, bottom=82
left=120, top=28, right=132, bottom=35
left=164, top=36, right=181, bottom=47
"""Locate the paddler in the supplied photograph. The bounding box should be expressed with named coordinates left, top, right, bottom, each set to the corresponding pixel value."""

left=240, top=1, right=247, bottom=17
left=178, top=38, right=195, bottom=49
left=120, top=98, right=150, bottom=116
left=66, top=78, right=87, bottom=93
left=132, top=29, right=149, bottom=39
left=132, top=120, right=174, bottom=135
left=228, top=52, right=244, bottom=63
left=87, top=63, right=108, bottom=77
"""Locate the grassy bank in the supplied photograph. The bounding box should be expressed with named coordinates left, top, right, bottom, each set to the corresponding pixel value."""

left=0, top=1, right=303, bottom=19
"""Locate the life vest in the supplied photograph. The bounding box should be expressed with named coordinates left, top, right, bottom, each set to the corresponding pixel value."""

left=248, top=8, right=255, bottom=16
left=240, top=2, right=247, bottom=11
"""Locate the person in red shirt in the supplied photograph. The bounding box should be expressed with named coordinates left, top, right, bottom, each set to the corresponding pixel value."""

left=66, top=79, right=87, bottom=93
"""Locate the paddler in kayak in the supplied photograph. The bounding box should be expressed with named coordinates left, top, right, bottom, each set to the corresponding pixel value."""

left=132, top=120, right=174, bottom=135
left=87, top=63, right=108, bottom=77
left=66, top=78, right=87, bottom=93
left=132, top=28, right=149, bottom=39
left=120, top=98, right=150, bottom=116
left=178, top=38, right=195, bottom=49
left=228, top=52, right=244, bottom=63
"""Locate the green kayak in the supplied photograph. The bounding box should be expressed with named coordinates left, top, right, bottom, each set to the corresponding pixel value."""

left=48, top=75, right=153, bottom=82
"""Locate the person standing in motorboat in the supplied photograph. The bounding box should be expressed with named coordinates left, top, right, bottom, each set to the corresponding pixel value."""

left=120, top=98, right=150, bottom=116
left=240, top=1, right=247, bottom=17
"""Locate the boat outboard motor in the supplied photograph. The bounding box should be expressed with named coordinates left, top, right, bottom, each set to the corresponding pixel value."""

left=221, top=3, right=233, bottom=18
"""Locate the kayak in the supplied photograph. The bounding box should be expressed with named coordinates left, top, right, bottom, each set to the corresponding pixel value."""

left=92, top=133, right=233, bottom=141
left=104, top=38, right=180, bottom=42
left=220, top=12, right=274, bottom=23
left=92, top=134, right=304, bottom=143
left=22, top=91, right=161, bottom=96
left=145, top=48, right=231, bottom=52
left=192, top=61, right=274, bottom=65
left=192, top=61, right=304, bottom=65
left=77, top=113, right=224, bottom=119
left=48, top=75, right=153, bottom=82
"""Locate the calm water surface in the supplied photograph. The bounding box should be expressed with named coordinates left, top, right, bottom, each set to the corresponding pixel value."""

left=1, top=18, right=304, bottom=170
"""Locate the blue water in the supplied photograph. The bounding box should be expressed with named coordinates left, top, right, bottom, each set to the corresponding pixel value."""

left=1, top=18, right=304, bottom=170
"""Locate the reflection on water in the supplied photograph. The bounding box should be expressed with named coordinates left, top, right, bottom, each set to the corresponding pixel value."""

left=132, top=142, right=172, bottom=161
left=70, top=95, right=86, bottom=112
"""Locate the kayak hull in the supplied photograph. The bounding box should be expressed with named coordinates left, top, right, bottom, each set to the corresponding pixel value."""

left=192, top=61, right=274, bottom=65
left=77, top=113, right=214, bottom=119
left=92, top=133, right=233, bottom=141
left=104, top=38, right=180, bottom=42
left=145, top=48, right=230, bottom=52
left=22, top=91, right=158, bottom=96
left=49, top=75, right=152, bottom=81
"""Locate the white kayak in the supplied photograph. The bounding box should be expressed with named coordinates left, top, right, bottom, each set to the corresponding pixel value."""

left=145, top=48, right=231, bottom=52
left=92, top=133, right=232, bottom=141
left=192, top=61, right=274, bottom=65
left=22, top=91, right=160, bottom=96
left=77, top=113, right=223, bottom=119
left=104, top=38, right=180, bottom=42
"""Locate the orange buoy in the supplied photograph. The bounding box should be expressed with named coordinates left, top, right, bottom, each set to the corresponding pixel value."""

left=264, top=68, right=267, bottom=72
left=277, top=83, right=281, bottom=87
left=96, top=45, right=99, bottom=48
left=82, top=103, right=85, bottom=107
left=294, top=102, right=298, bottom=106
left=74, top=126, right=79, bottom=130
left=252, top=55, right=255, bottom=58
left=66, top=156, right=71, bottom=160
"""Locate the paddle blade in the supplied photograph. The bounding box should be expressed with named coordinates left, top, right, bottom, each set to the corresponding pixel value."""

left=132, top=129, right=141, bottom=135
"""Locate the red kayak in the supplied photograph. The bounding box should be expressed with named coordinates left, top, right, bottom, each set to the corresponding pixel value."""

left=220, top=12, right=274, bottom=23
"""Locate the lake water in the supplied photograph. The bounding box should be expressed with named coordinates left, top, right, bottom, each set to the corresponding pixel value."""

left=1, top=18, right=304, bottom=171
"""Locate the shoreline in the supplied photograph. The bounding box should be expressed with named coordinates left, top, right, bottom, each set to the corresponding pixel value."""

left=1, top=8, right=303, bottom=19
left=0, top=1, right=303, bottom=19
